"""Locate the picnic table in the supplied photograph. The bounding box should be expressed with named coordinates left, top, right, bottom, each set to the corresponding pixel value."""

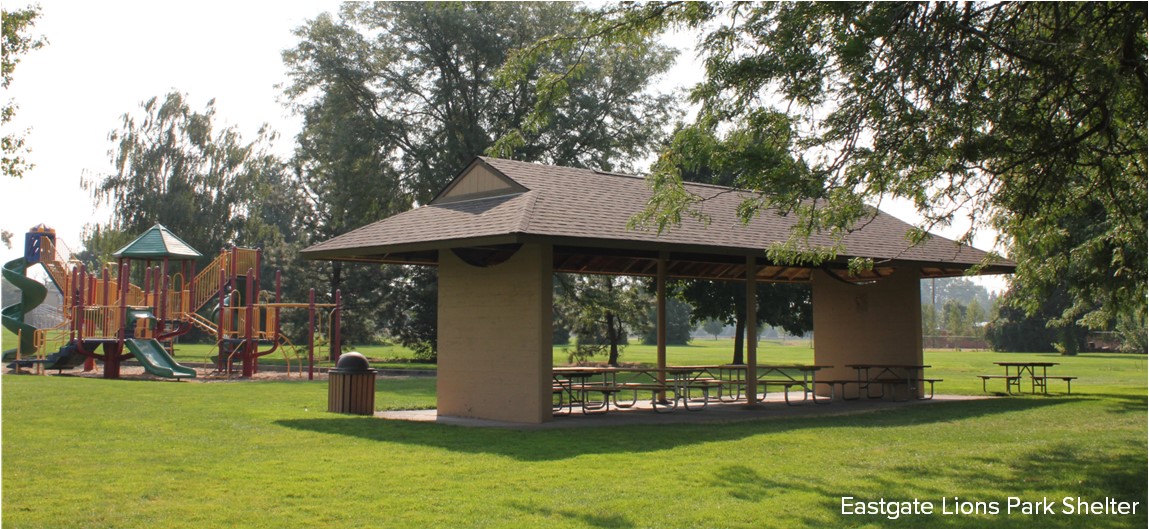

left=680, top=364, right=831, bottom=405
left=551, top=364, right=831, bottom=415
left=552, top=367, right=615, bottom=414
left=980, top=362, right=1075, bottom=394
left=839, top=364, right=939, bottom=401
left=552, top=366, right=709, bottom=414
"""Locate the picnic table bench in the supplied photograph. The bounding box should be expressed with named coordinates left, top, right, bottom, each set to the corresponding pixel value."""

left=687, top=364, right=830, bottom=405
left=980, top=362, right=1075, bottom=395
left=977, top=374, right=1022, bottom=394
left=552, top=367, right=722, bottom=414
left=552, top=363, right=844, bottom=415
left=816, top=377, right=942, bottom=401
left=1033, top=375, right=1077, bottom=394
left=828, top=364, right=939, bottom=401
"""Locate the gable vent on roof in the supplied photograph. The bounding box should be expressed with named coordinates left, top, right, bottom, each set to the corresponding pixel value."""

left=434, top=162, right=527, bottom=204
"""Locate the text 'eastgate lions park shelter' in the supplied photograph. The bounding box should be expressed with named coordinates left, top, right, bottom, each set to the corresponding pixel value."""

left=302, top=157, right=1015, bottom=424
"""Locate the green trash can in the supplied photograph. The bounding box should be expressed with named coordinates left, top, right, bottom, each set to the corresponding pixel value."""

left=327, top=352, right=377, bottom=415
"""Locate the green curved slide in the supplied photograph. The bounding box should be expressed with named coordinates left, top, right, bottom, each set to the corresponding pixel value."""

left=124, top=338, right=196, bottom=379
left=2, top=257, right=47, bottom=362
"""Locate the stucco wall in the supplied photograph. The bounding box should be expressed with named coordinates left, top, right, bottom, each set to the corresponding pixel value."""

left=437, top=243, right=554, bottom=423
left=812, top=266, right=923, bottom=398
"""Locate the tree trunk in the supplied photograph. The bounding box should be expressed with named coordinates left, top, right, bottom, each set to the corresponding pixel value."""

left=606, top=311, right=620, bottom=366
left=732, top=313, right=745, bottom=365
left=1058, top=327, right=1079, bottom=356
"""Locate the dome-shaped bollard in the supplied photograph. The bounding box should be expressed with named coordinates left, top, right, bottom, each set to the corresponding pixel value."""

left=327, top=352, right=377, bottom=415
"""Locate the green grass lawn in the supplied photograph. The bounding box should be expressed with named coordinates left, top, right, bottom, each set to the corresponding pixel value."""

left=3, top=340, right=1146, bottom=528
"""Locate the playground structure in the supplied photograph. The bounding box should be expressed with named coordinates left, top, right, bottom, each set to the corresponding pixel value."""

left=2, top=224, right=342, bottom=380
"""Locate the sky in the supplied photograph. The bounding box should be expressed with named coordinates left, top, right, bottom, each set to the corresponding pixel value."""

left=1, top=0, right=338, bottom=261
left=2, top=1, right=1005, bottom=291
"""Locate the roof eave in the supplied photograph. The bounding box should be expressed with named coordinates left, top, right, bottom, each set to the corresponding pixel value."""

left=302, top=231, right=1015, bottom=277
left=301, top=234, right=526, bottom=262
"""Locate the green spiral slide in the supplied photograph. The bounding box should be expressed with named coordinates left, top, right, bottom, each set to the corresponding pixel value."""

left=3, top=257, right=49, bottom=361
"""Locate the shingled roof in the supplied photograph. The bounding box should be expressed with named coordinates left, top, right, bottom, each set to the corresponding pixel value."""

left=114, top=224, right=202, bottom=260
left=302, top=157, right=1014, bottom=281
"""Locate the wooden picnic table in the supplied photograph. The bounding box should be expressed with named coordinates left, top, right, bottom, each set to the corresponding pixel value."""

left=984, top=361, right=1074, bottom=394
left=552, top=367, right=610, bottom=414
left=551, top=366, right=705, bottom=414
left=613, top=366, right=717, bottom=411
left=844, top=364, right=938, bottom=401
left=551, top=364, right=834, bottom=415
left=675, top=364, right=831, bottom=405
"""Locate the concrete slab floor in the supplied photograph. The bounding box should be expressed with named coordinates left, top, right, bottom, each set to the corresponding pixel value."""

left=374, top=394, right=992, bottom=430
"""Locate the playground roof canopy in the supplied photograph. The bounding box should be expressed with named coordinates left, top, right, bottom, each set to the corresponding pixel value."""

left=302, top=157, right=1015, bottom=281
left=113, top=224, right=203, bottom=260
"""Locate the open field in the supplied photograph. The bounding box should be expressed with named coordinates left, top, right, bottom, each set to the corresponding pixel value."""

left=3, top=340, right=1146, bottom=528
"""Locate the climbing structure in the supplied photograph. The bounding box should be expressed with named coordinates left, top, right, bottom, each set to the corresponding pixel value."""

left=3, top=224, right=342, bottom=379
left=2, top=225, right=55, bottom=364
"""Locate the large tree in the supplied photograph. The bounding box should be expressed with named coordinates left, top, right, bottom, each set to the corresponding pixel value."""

left=678, top=280, right=811, bottom=365
left=555, top=274, right=651, bottom=366
left=84, top=91, right=293, bottom=265
left=2, top=4, right=47, bottom=179
left=282, top=2, right=678, bottom=351
left=507, top=2, right=1148, bottom=338
left=661, top=154, right=814, bottom=363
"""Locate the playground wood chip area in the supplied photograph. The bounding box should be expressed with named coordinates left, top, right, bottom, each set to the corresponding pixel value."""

left=4, top=365, right=331, bottom=382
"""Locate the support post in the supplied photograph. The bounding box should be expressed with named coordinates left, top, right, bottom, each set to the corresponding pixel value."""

left=159, top=257, right=170, bottom=331
left=273, top=270, right=282, bottom=348
left=102, top=265, right=112, bottom=308
left=331, top=289, right=342, bottom=362
left=242, top=268, right=255, bottom=378
left=656, top=252, right=668, bottom=393
left=308, top=288, right=316, bottom=381
left=745, top=255, right=758, bottom=406
left=217, top=266, right=227, bottom=365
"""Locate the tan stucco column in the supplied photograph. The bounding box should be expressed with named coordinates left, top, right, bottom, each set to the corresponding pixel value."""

left=812, top=266, right=923, bottom=398
left=437, top=243, right=554, bottom=423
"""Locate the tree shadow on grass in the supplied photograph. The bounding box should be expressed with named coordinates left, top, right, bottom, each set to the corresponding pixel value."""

left=676, top=434, right=1146, bottom=528
left=275, top=397, right=1074, bottom=462
left=505, top=502, right=634, bottom=529
left=1088, top=393, right=1148, bottom=415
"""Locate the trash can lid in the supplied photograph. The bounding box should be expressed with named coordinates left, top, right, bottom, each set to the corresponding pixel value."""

left=331, top=352, right=373, bottom=373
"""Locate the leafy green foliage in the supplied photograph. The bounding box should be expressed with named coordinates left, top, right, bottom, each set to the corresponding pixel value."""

left=554, top=274, right=651, bottom=365
left=83, top=91, right=293, bottom=265
left=505, top=2, right=1147, bottom=337
left=701, top=317, right=725, bottom=340
left=282, top=2, right=680, bottom=351
left=641, top=296, right=694, bottom=346
left=2, top=5, right=47, bottom=178
left=986, top=284, right=1088, bottom=354
left=677, top=279, right=812, bottom=364
left=920, top=278, right=998, bottom=340
left=375, top=266, right=438, bottom=361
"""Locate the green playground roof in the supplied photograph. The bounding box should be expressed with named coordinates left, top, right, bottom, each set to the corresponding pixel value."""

left=113, top=224, right=203, bottom=260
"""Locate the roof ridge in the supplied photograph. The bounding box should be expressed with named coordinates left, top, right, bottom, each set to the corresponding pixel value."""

left=515, top=190, right=539, bottom=233
left=480, top=156, right=778, bottom=198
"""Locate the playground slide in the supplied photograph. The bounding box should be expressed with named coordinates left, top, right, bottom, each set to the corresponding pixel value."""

left=2, top=257, right=47, bottom=362
left=7, top=342, right=87, bottom=371
left=124, top=339, right=197, bottom=379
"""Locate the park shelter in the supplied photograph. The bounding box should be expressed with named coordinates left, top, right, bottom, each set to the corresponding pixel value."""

left=303, top=157, right=1014, bottom=423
